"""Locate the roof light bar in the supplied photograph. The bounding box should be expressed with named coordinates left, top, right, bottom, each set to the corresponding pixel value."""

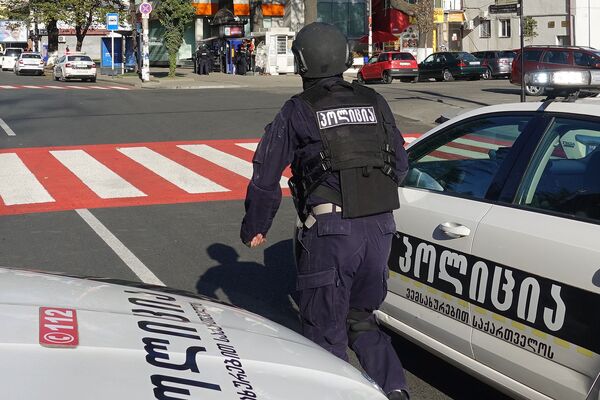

left=525, top=70, right=600, bottom=88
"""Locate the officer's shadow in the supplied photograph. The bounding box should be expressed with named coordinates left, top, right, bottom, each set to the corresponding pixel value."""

left=196, top=240, right=301, bottom=332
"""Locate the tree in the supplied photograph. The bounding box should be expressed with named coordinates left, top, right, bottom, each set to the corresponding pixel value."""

left=62, top=0, right=126, bottom=51
left=415, top=0, right=434, bottom=49
left=523, top=16, right=538, bottom=41
left=156, top=0, right=195, bottom=77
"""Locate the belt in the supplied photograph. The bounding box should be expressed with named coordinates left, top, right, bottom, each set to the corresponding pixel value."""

left=303, top=203, right=342, bottom=229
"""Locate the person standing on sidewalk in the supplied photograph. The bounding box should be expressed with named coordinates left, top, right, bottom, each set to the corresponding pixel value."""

left=240, top=22, right=411, bottom=400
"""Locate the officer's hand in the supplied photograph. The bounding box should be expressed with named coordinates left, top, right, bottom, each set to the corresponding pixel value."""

left=247, top=234, right=266, bottom=248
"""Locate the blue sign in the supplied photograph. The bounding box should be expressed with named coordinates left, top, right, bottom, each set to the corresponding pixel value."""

left=106, top=13, right=119, bottom=31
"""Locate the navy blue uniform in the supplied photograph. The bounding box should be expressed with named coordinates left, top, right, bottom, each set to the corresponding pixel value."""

left=241, top=77, right=409, bottom=394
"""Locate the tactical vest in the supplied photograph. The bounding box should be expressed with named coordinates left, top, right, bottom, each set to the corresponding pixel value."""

left=289, top=80, right=400, bottom=219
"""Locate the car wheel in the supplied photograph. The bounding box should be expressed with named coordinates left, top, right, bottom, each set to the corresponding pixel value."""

left=382, top=71, right=393, bottom=84
left=482, top=68, right=493, bottom=80
left=442, top=69, right=454, bottom=81
left=357, top=73, right=366, bottom=84
left=525, top=85, right=545, bottom=96
left=90, top=77, right=96, bottom=83
left=469, top=75, right=481, bottom=81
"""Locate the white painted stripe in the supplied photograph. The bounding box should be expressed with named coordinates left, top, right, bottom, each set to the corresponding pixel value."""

left=0, top=118, right=16, bottom=136
left=236, top=143, right=258, bottom=152
left=421, top=155, right=445, bottom=162
left=0, top=85, right=17, bottom=89
left=88, top=86, right=110, bottom=90
left=21, top=85, right=42, bottom=89
left=43, top=85, right=66, bottom=89
left=118, top=147, right=228, bottom=193
left=404, top=137, right=418, bottom=144
left=50, top=150, right=146, bottom=199
left=0, top=153, right=55, bottom=205
left=439, top=146, right=487, bottom=159
left=109, top=86, right=130, bottom=90
left=66, top=85, right=88, bottom=90
left=179, top=144, right=288, bottom=188
left=76, top=208, right=164, bottom=286
left=454, top=137, right=500, bottom=150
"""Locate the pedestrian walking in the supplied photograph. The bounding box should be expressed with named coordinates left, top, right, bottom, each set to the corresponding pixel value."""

left=240, top=22, right=410, bottom=400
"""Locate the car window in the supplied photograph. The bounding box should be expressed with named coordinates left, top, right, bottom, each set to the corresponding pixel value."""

left=404, top=115, right=533, bottom=199
left=498, top=51, right=515, bottom=59
left=456, top=52, right=478, bottom=61
left=68, top=55, right=93, bottom=62
left=57, top=56, right=65, bottom=63
left=516, top=118, right=600, bottom=223
left=472, top=52, right=483, bottom=59
left=392, top=53, right=413, bottom=61
left=22, top=54, right=41, bottom=59
left=541, top=50, right=570, bottom=65
left=5, top=49, right=22, bottom=57
left=367, top=56, right=378, bottom=64
left=524, top=50, right=543, bottom=62
left=422, top=54, right=435, bottom=64
left=574, top=51, right=600, bottom=67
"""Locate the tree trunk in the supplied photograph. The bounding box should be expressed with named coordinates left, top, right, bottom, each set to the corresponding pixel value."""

left=47, top=19, right=59, bottom=53
left=129, top=0, right=140, bottom=73
left=168, top=52, right=177, bottom=77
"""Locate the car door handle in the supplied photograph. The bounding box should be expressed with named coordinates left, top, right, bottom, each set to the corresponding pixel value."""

left=439, top=222, right=471, bottom=238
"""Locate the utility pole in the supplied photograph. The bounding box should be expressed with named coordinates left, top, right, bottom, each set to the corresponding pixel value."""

left=520, top=0, right=525, bottom=102
left=368, top=0, right=373, bottom=57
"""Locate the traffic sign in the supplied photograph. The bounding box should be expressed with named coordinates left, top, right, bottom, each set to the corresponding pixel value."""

left=139, top=2, right=152, bottom=18
left=106, top=13, right=119, bottom=30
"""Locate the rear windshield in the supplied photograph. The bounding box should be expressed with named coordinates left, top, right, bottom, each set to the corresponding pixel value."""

left=5, top=49, right=22, bottom=57
left=68, top=55, right=93, bottom=62
left=524, top=50, right=543, bottom=61
left=22, top=54, right=41, bottom=59
left=391, top=53, right=414, bottom=61
left=454, top=52, right=478, bottom=61
left=498, top=51, right=516, bottom=58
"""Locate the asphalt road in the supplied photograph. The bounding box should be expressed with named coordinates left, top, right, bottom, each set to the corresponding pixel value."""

left=0, top=70, right=516, bottom=400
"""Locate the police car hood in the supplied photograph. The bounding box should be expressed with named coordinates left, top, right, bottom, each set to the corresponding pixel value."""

left=0, top=268, right=385, bottom=400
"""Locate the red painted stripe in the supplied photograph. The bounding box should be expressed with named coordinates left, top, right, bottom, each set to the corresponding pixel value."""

left=445, top=141, right=489, bottom=153
left=463, top=134, right=512, bottom=147
left=430, top=150, right=465, bottom=160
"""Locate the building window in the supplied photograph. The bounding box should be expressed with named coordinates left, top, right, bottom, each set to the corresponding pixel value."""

left=317, top=0, right=367, bottom=39
left=548, top=21, right=555, bottom=28
left=499, top=19, right=511, bottom=38
left=479, top=19, right=491, bottom=38
left=561, top=20, right=568, bottom=28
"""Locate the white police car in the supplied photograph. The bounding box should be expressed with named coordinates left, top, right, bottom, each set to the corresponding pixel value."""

left=379, top=70, right=600, bottom=400
left=0, top=267, right=388, bottom=400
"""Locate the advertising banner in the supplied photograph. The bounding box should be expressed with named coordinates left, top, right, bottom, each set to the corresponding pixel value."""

left=0, top=21, right=27, bottom=43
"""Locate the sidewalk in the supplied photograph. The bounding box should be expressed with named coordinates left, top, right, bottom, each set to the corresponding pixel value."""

left=96, top=66, right=359, bottom=89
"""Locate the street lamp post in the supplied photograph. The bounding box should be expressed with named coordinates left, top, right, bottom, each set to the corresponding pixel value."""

left=368, top=0, right=373, bottom=57
left=520, top=0, right=525, bottom=102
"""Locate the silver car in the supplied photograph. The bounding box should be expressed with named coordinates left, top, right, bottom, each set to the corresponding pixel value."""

left=472, top=51, right=515, bottom=80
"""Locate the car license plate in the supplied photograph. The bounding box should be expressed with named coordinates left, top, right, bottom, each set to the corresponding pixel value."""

left=39, top=307, right=79, bottom=347
left=470, top=61, right=481, bottom=65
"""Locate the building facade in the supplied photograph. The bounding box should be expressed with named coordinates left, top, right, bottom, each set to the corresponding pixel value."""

left=571, top=0, right=600, bottom=49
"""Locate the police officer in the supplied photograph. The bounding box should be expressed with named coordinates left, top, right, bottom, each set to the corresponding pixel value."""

left=240, top=22, right=410, bottom=400
left=195, top=43, right=211, bottom=75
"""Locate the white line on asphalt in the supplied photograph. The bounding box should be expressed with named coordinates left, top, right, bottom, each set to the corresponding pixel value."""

left=21, top=85, right=42, bottom=89
left=236, top=143, right=258, bottom=152
left=118, top=147, right=229, bottom=193
left=88, top=86, right=110, bottom=90
left=0, top=118, right=16, bottom=136
left=179, top=144, right=288, bottom=188
left=43, top=85, right=66, bottom=89
left=0, top=153, right=55, bottom=205
left=0, top=85, right=17, bottom=89
left=66, top=85, right=88, bottom=90
left=76, top=208, right=164, bottom=286
left=50, top=149, right=147, bottom=199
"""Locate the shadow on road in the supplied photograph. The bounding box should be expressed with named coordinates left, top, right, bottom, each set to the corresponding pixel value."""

left=481, top=88, right=522, bottom=95
left=387, top=329, right=514, bottom=400
left=196, top=240, right=300, bottom=331
left=405, top=89, right=491, bottom=107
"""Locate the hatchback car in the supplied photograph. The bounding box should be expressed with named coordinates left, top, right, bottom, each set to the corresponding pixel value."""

left=0, top=267, right=388, bottom=400
left=358, top=52, right=419, bottom=84
left=1, top=47, right=23, bottom=71
left=418, top=52, right=485, bottom=81
left=472, top=50, right=516, bottom=80
left=53, top=53, right=97, bottom=82
left=379, top=70, right=600, bottom=400
left=14, top=52, right=45, bottom=75
left=511, top=46, right=600, bottom=95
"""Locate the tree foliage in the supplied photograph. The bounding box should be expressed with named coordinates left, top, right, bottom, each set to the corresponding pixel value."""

left=415, top=0, right=434, bottom=48
left=523, top=16, right=538, bottom=41
left=156, top=0, right=195, bottom=77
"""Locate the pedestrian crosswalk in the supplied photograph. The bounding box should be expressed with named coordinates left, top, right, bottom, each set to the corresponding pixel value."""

left=0, top=84, right=132, bottom=91
left=0, top=134, right=438, bottom=216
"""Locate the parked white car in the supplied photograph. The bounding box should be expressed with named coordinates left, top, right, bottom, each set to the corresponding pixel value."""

left=14, top=52, right=45, bottom=75
left=379, top=70, right=600, bottom=400
left=0, top=267, right=387, bottom=400
left=1, top=47, right=23, bottom=71
left=53, top=53, right=97, bottom=82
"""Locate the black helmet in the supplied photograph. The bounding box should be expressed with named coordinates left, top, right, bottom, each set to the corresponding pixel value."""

left=292, top=22, right=353, bottom=79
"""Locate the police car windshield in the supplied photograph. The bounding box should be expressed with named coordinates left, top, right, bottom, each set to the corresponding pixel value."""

left=68, top=55, right=92, bottom=62
left=392, top=53, right=414, bottom=60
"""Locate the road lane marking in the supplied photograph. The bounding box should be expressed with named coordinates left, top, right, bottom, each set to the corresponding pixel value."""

left=0, top=85, right=17, bottom=89
left=76, top=208, right=164, bottom=286
left=66, top=85, right=88, bottom=90
left=0, top=153, right=55, bottom=205
left=236, top=143, right=258, bottom=152
left=50, top=149, right=146, bottom=199
left=0, top=118, right=16, bottom=136
left=179, top=144, right=288, bottom=188
left=118, top=147, right=229, bottom=193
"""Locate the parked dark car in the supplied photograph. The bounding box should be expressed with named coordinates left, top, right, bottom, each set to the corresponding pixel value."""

left=358, top=51, right=419, bottom=84
left=511, top=45, right=600, bottom=95
left=472, top=50, right=515, bottom=79
left=418, top=52, right=485, bottom=81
